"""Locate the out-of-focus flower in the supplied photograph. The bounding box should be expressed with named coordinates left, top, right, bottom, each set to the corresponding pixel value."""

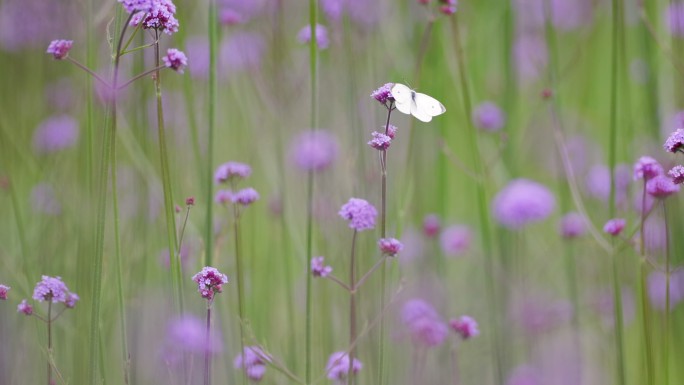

left=0, top=284, right=9, bottom=300
left=558, top=212, right=586, bottom=239
left=234, top=346, right=271, bottom=382
left=378, top=238, right=403, bottom=256
left=648, top=270, right=684, bottom=311
left=505, top=365, right=541, bottom=385
left=214, top=162, right=251, bottom=183
left=423, top=214, right=440, bottom=238
left=297, top=24, right=329, bottom=49
left=325, top=351, right=362, bottom=382
left=17, top=299, right=33, bottom=315
left=167, top=314, right=223, bottom=353
left=492, top=179, right=555, bottom=229
left=665, top=3, right=684, bottom=37
left=603, top=218, right=625, bottom=236
left=401, top=299, right=449, bottom=347
left=338, top=198, right=377, bottom=231
left=668, top=165, right=684, bottom=184
left=163, top=48, right=187, bottom=73
left=592, top=287, right=635, bottom=328
left=508, top=292, right=573, bottom=334
left=513, top=34, right=548, bottom=84
left=633, top=156, right=663, bottom=180
left=449, top=315, right=479, bottom=340
left=289, top=130, right=339, bottom=172
left=473, top=101, right=505, bottom=131
left=311, top=256, right=332, bottom=278
left=439, top=225, right=472, bottom=256
left=664, top=128, right=684, bottom=153
left=646, top=175, right=680, bottom=198
left=33, top=115, right=79, bottom=154
left=232, top=188, right=259, bottom=206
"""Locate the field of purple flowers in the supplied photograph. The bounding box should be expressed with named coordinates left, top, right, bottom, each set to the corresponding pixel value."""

left=2, top=0, right=684, bottom=384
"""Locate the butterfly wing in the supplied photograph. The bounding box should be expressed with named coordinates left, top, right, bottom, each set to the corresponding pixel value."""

left=414, top=92, right=446, bottom=120
left=391, top=83, right=413, bottom=115
left=410, top=100, right=433, bottom=122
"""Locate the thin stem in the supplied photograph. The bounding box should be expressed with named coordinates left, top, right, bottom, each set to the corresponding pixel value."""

left=232, top=203, right=247, bottom=385
left=205, top=0, right=218, bottom=267
left=378, top=103, right=393, bottom=385
left=118, top=66, right=166, bottom=90
left=204, top=303, right=212, bottom=385
left=354, top=257, right=388, bottom=293
left=663, top=200, right=670, bottom=385
left=66, top=57, right=110, bottom=88
left=154, top=31, right=183, bottom=313
left=611, top=249, right=626, bottom=385
left=47, top=301, right=52, bottom=385
left=638, top=180, right=655, bottom=385
left=347, top=230, right=358, bottom=385
left=325, top=275, right=352, bottom=292
left=121, top=41, right=159, bottom=55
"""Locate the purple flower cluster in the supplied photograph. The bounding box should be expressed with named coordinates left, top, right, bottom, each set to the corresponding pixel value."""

left=473, top=101, right=505, bottom=132
left=214, top=188, right=259, bottom=206
left=297, top=24, right=329, bottom=49
left=664, top=128, right=684, bottom=153
left=633, top=156, right=663, bottom=180
left=438, top=0, right=457, bottom=15
left=371, top=83, right=395, bottom=107
left=423, top=214, right=441, bottom=238
left=669, top=165, right=684, bottom=184
left=338, top=198, right=377, bottom=231
left=439, top=225, right=472, bottom=256
left=234, top=346, right=271, bottom=382
left=449, top=315, right=479, bottom=340
left=290, top=130, right=339, bottom=172
left=33, top=276, right=77, bottom=305
left=17, top=299, right=33, bottom=315
left=326, top=351, right=362, bottom=382
left=163, top=48, right=187, bottom=73
left=311, top=256, right=333, bottom=278
left=0, top=284, right=9, bottom=300
left=646, top=175, right=680, bottom=198
left=603, top=218, right=625, bottom=236
left=401, top=299, right=449, bottom=347
left=368, top=131, right=392, bottom=150
left=192, top=267, right=229, bottom=300
left=166, top=314, right=223, bottom=353
left=128, top=0, right=179, bottom=35
left=46, top=39, right=72, bottom=60
left=647, top=271, right=684, bottom=311
left=214, top=161, right=252, bottom=183
left=558, top=212, right=586, bottom=239
left=492, top=179, right=555, bottom=229
left=33, top=115, right=79, bottom=154
left=378, top=238, right=403, bottom=256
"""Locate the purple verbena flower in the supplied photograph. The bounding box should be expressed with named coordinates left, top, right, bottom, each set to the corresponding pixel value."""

left=401, top=299, right=449, bottom=347
left=65, top=293, right=79, bottom=308
left=647, top=270, right=684, bottom=311
left=492, top=179, right=555, bottom=229
left=603, top=218, right=626, bottom=236
left=326, top=351, right=362, bottom=381
left=167, top=314, right=223, bottom=353
left=129, top=0, right=179, bottom=35
left=234, top=346, right=271, bottom=381
left=665, top=2, right=684, bottom=37
left=439, top=0, right=457, bottom=16
left=378, top=238, right=403, bottom=256
left=338, top=198, right=377, bottom=231
left=311, top=256, right=332, bottom=277
left=215, top=189, right=234, bottom=205
left=297, top=24, right=329, bottom=49
left=232, top=187, right=259, bottom=206
left=0, top=284, right=9, bottom=300
left=371, top=83, right=395, bottom=106
left=220, top=8, right=244, bottom=25
left=633, top=156, right=663, bottom=180
left=439, top=225, right=472, bottom=256
left=118, top=0, right=153, bottom=13
left=46, top=39, right=72, bottom=60
left=163, top=48, right=187, bottom=73
left=669, top=165, right=684, bottom=184
left=290, top=130, right=339, bottom=172
left=32, top=275, right=69, bottom=303
left=449, top=315, right=479, bottom=340
left=646, top=175, right=680, bottom=198
left=558, top=212, right=586, bottom=239
left=33, top=115, right=79, bottom=154
left=473, top=101, right=505, bottom=131
left=192, top=267, right=229, bottom=300
left=368, top=131, right=392, bottom=150
left=423, top=214, right=441, bottom=238
left=664, top=128, right=684, bottom=153
left=214, top=161, right=252, bottom=183
left=386, top=124, right=398, bottom=139
left=17, top=299, right=33, bottom=315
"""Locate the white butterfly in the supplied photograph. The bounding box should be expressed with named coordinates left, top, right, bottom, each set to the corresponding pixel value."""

left=391, top=83, right=446, bottom=122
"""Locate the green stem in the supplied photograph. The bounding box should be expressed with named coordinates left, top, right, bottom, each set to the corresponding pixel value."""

left=231, top=202, right=247, bottom=385
left=611, top=250, right=626, bottom=385
left=204, top=303, right=212, bottom=385
left=638, top=181, right=655, bottom=384
left=347, top=230, right=358, bottom=385
left=154, top=32, right=182, bottom=313
left=47, top=301, right=52, bottom=385
left=205, top=0, right=218, bottom=266
left=305, top=0, right=318, bottom=383
left=450, top=15, right=501, bottom=384
left=663, top=200, right=670, bottom=385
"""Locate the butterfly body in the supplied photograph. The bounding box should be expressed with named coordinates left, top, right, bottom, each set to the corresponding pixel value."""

left=391, top=83, right=446, bottom=122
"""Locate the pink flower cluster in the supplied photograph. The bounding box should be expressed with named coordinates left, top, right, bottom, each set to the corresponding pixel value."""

left=371, top=83, right=395, bottom=107
left=163, top=48, right=187, bottom=73
left=449, top=315, right=479, bottom=340
left=46, top=40, right=72, bottom=60
left=192, top=267, right=229, bottom=300
left=234, top=346, right=272, bottom=382
left=311, top=256, right=332, bottom=278
left=0, top=284, right=10, bottom=300
left=214, top=161, right=252, bottom=183
left=378, top=238, right=403, bottom=256
left=401, top=299, right=449, bottom=347
left=325, top=351, right=362, bottom=382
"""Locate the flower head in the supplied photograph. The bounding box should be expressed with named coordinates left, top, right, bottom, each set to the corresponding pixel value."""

left=311, top=256, right=332, bottom=278
left=439, top=225, right=472, bottom=256
left=215, top=189, right=234, bottom=205
left=163, top=48, right=188, bottom=73
left=449, top=315, right=479, bottom=340
left=129, top=0, right=179, bottom=35
left=220, top=8, right=244, bottom=25
left=326, top=351, right=362, bottom=381
left=46, top=39, right=72, bottom=60
left=664, top=128, right=684, bottom=153
left=33, top=115, right=79, bottom=154
left=185, top=196, right=195, bottom=206
left=33, top=275, right=70, bottom=303
left=297, top=24, right=329, bottom=49
left=338, top=198, right=377, bottom=231
left=492, top=179, right=555, bottom=229
left=192, top=267, right=229, bottom=300
left=603, top=218, right=626, bottom=236
left=558, top=212, right=586, bottom=239
left=386, top=124, right=398, bottom=139
left=378, top=238, right=403, bottom=256
left=0, top=284, right=9, bottom=300
left=17, top=299, right=33, bottom=315
left=167, top=314, right=223, bottom=353
left=633, top=156, right=663, bottom=180
left=665, top=3, right=684, bottom=37
left=234, top=346, right=271, bottom=382
left=290, top=130, right=339, bottom=172
left=371, top=83, right=395, bottom=106
left=214, top=161, right=252, bottom=183
left=473, top=101, right=505, bottom=132
left=65, top=293, right=79, bottom=308
left=368, top=131, right=392, bottom=150
left=401, top=299, right=449, bottom=347
left=669, top=165, right=684, bottom=185
left=233, top=188, right=259, bottom=206
left=646, top=175, right=680, bottom=198
left=423, top=214, right=441, bottom=238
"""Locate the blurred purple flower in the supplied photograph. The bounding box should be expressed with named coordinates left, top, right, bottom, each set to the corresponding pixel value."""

left=220, top=8, right=244, bottom=25
left=321, top=0, right=382, bottom=28
left=233, top=187, right=259, bottom=206
left=633, top=156, right=663, bottom=180
left=473, top=101, right=505, bottom=131
left=163, top=48, right=187, bottom=73
left=33, top=115, right=79, bottom=154
left=378, top=238, right=403, bottom=256
left=449, top=315, right=479, bottom=340
left=648, top=270, right=684, bottom=311
left=234, top=346, right=271, bottom=382
left=603, top=218, right=625, bottom=236
left=0, top=0, right=77, bottom=51
left=506, top=365, right=541, bottom=385
left=167, top=314, right=223, bottom=353
left=401, top=299, right=449, bottom=347
left=584, top=164, right=630, bottom=204
left=664, top=128, right=684, bottom=153
left=0, top=284, right=10, bottom=300
left=558, top=212, right=586, bottom=239
left=665, top=3, right=684, bottom=37
left=326, top=351, right=362, bottom=382
left=214, top=161, right=252, bottom=183
left=290, top=130, right=339, bottom=172
left=297, top=24, right=329, bottom=49
left=17, top=299, right=33, bottom=315
left=218, top=0, right=266, bottom=23
left=339, top=198, right=377, bottom=231
left=220, top=32, right=265, bottom=73
left=423, top=214, right=441, bottom=238
left=439, top=225, right=472, bottom=256
left=31, top=183, right=61, bottom=215
left=592, top=287, right=635, bottom=328
left=492, top=179, right=555, bottom=229
left=508, top=292, right=572, bottom=334
left=513, top=34, right=548, bottom=84
left=646, top=175, right=680, bottom=198
left=311, top=256, right=332, bottom=277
